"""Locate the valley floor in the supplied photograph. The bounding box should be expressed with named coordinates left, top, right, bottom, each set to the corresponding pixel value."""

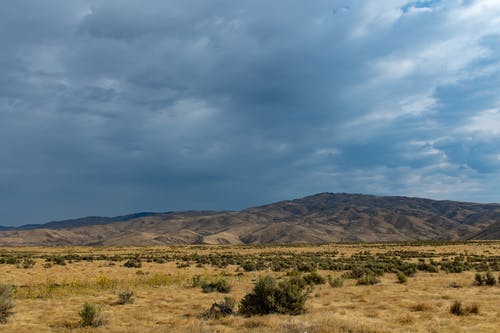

left=0, top=242, right=499, bottom=333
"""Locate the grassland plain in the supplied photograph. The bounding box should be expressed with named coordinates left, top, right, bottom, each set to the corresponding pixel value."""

left=0, top=242, right=499, bottom=332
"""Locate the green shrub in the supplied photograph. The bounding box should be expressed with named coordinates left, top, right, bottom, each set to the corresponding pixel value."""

left=19, top=258, right=35, bottom=269
left=357, top=273, right=380, bottom=286
left=474, top=271, right=497, bottom=286
left=79, top=303, right=104, bottom=327
left=0, top=284, right=14, bottom=324
left=296, top=261, right=315, bottom=272
left=450, top=301, right=464, bottom=315
left=202, top=278, right=231, bottom=293
left=417, top=262, right=439, bottom=273
left=239, top=275, right=308, bottom=316
left=328, top=276, right=343, bottom=288
left=202, top=297, right=235, bottom=319
left=398, top=263, right=417, bottom=277
left=53, top=256, right=66, bottom=266
left=192, top=275, right=205, bottom=288
left=396, top=271, right=408, bottom=284
left=450, top=301, right=480, bottom=316
left=302, top=271, right=326, bottom=286
left=485, top=271, right=497, bottom=286
left=123, top=259, right=141, bottom=268
left=474, top=272, right=484, bottom=286
left=242, top=261, right=257, bottom=272
left=118, top=290, right=134, bottom=305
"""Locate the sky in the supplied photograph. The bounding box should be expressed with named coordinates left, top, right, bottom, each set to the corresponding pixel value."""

left=1, top=0, right=500, bottom=225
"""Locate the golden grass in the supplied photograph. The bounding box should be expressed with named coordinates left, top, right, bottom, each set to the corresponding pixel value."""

left=0, top=242, right=499, bottom=332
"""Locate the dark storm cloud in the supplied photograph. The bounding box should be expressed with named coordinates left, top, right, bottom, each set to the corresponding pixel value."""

left=1, top=0, right=500, bottom=225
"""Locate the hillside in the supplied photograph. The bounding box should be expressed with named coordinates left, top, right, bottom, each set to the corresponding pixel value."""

left=0, top=193, right=499, bottom=246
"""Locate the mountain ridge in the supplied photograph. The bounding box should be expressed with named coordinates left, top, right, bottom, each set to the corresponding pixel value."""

left=1, top=193, right=499, bottom=246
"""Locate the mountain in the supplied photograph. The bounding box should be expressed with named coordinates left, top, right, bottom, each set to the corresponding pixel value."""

left=0, top=193, right=499, bottom=246
left=8, top=212, right=165, bottom=231
left=469, top=221, right=500, bottom=240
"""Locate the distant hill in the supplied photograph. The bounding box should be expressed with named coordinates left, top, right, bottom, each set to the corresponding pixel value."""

left=7, top=212, right=165, bottom=231
left=0, top=193, right=499, bottom=246
left=469, top=221, right=500, bottom=240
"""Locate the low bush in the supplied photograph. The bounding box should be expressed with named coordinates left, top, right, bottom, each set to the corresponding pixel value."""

left=474, top=271, right=497, bottom=286
left=202, top=297, right=235, bottom=319
left=239, top=275, right=308, bottom=316
left=474, top=272, right=484, bottom=286
left=19, top=258, right=35, bottom=269
left=79, top=302, right=104, bottom=327
left=302, top=271, right=326, bottom=285
left=396, top=271, right=408, bottom=284
left=467, top=303, right=480, bottom=314
left=357, top=273, right=380, bottom=286
left=485, top=271, right=497, bottom=286
left=242, top=261, right=257, bottom=272
left=328, top=276, right=344, bottom=288
left=449, top=301, right=479, bottom=316
left=410, top=303, right=432, bottom=312
left=118, top=290, right=134, bottom=305
left=202, top=278, right=231, bottom=293
left=450, top=301, right=464, bottom=315
left=123, top=258, right=141, bottom=268
left=53, top=256, right=66, bottom=266
left=192, top=275, right=205, bottom=288
left=0, top=284, right=14, bottom=324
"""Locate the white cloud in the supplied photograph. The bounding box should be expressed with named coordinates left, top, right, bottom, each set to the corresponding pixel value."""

left=350, top=1, right=407, bottom=38
left=462, top=109, right=500, bottom=136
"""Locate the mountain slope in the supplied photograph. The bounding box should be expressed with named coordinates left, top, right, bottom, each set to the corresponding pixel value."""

left=1, top=212, right=166, bottom=231
left=0, top=193, right=499, bottom=246
left=470, top=222, right=500, bottom=240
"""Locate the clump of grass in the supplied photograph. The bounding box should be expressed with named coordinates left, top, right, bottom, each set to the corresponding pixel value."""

left=118, top=290, right=134, bottom=305
left=302, top=271, right=326, bottom=285
left=192, top=275, right=205, bottom=288
left=450, top=301, right=464, bottom=316
left=202, top=297, right=236, bottom=319
left=474, top=271, right=497, bottom=286
left=79, top=302, right=105, bottom=327
left=396, top=271, right=408, bottom=284
left=176, top=262, right=190, bottom=269
left=474, top=272, right=484, bottom=286
left=0, top=284, right=14, bottom=324
left=467, top=303, right=480, bottom=314
left=328, top=276, right=344, bottom=288
left=52, top=256, right=66, bottom=266
left=357, top=273, right=380, bottom=286
left=410, top=303, right=432, bottom=312
left=18, top=258, right=35, bottom=269
left=201, top=278, right=231, bottom=293
left=449, top=281, right=462, bottom=288
left=123, top=258, right=141, bottom=268
left=449, top=301, right=480, bottom=316
left=485, top=271, right=497, bottom=286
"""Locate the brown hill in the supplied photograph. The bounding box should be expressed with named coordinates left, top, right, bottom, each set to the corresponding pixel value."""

left=469, top=222, right=500, bottom=240
left=1, top=193, right=499, bottom=246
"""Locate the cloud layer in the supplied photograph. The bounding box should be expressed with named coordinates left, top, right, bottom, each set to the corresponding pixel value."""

left=1, top=0, right=500, bottom=225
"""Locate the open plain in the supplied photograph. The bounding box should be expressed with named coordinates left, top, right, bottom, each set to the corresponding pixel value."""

left=0, top=241, right=499, bottom=333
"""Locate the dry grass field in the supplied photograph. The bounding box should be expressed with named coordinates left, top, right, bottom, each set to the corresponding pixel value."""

left=0, top=242, right=499, bottom=333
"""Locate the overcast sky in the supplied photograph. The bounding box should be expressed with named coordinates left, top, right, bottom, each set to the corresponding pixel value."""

left=1, top=0, right=500, bottom=225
